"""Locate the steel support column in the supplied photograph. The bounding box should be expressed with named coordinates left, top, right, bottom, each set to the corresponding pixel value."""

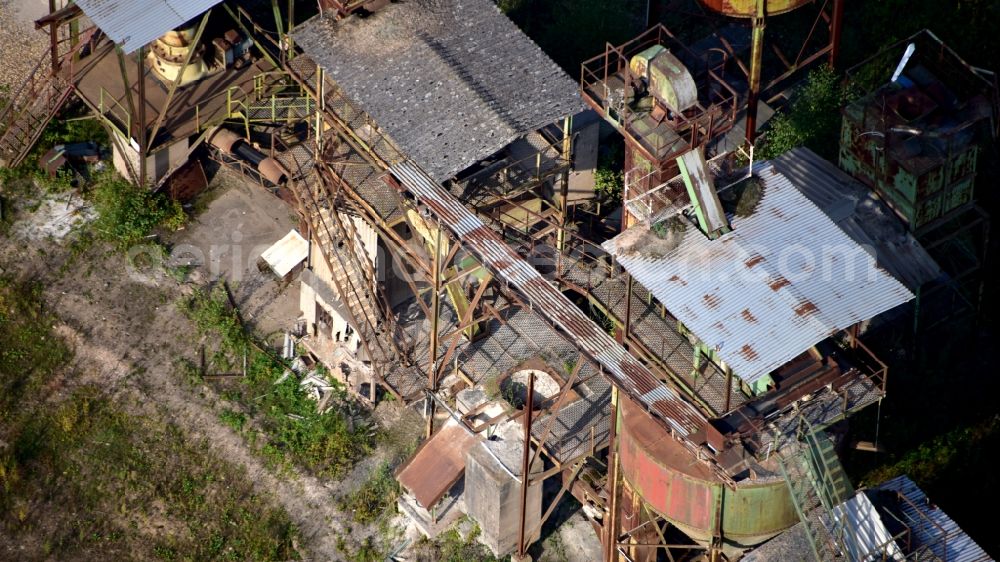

left=604, top=386, right=621, bottom=562
left=829, top=0, right=845, bottom=67
left=745, top=0, right=766, bottom=145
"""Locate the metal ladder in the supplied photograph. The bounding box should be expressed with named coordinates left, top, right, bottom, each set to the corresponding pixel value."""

left=774, top=415, right=856, bottom=561
left=287, top=157, right=400, bottom=376
left=0, top=33, right=94, bottom=168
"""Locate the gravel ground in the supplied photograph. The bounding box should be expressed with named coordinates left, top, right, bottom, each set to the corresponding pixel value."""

left=0, top=0, right=50, bottom=93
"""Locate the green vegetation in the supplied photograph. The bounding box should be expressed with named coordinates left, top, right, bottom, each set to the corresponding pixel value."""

left=412, top=520, right=505, bottom=562
left=650, top=216, right=686, bottom=239
left=339, top=462, right=399, bottom=525
left=182, top=287, right=377, bottom=478
left=0, top=278, right=298, bottom=560
left=758, top=66, right=845, bottom=160
left=593, top=166, right=624, bottom=202
left=91, top=169, right=186, bottom=249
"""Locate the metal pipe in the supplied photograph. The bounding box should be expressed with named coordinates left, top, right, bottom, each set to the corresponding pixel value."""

left=137, top=45, right=147, bottom=185
left=517, top=371, right=535, bottom=558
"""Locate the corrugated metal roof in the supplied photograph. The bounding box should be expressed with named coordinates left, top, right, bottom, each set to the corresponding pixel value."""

left=75, top=0, right=224, bottom=54
left=603, top=164, right=914, bottom=385
left=832, top=490, right=906, bottom=561
left=771, top=148, right=941, bottom=291
left=396, top=420, right=481, bottom=509
left=292, top=0, right=583, bottom=182
left=873, top=475, right=993, bottom=562
left=388, top=159, right=725, bottom=471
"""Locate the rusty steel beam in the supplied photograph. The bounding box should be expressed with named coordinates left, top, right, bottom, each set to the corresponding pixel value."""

left=829, top=0, right=844, bottom=67
left=604, top=386, right=620, bottom=562
left=528, top=355, right=585, bottom=471
left=137, top=45, right=148, bottom=185
left=434, top=276, right=492, bottom=384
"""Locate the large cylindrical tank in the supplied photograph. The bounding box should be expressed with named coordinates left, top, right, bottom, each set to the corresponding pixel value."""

left=698, top=0, right=811, bottom=17
left=617, top=397, right=798, bottom=550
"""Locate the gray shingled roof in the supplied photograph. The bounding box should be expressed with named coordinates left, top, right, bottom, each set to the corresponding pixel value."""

left=292, top=0, right=584, bottom=182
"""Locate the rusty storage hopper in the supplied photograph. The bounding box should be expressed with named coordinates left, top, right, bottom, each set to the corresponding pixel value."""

left=699, top=0, right=812, bottom=17
left=617, top=397, right=799, bottom=550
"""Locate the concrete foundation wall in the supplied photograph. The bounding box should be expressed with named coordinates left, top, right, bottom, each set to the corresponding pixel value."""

left=464, top=428, right=542, bottom=557
left=110, top=129, right=189, bottom=185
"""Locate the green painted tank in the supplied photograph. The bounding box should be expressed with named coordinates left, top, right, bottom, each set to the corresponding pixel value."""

left=698, top=0, right=811, bottom=17
left=617, top=397, right=798, bottom=549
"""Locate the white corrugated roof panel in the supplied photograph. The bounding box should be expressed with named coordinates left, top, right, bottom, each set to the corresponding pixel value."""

left=260, top=229, right=308, bottom=278
left=873, top=476, right=993, bottom=562
left=603, top=164, right=914, bottom=385
left=832, top=491, right=906, bottom=561
left=76, top=0, right=224, bottom=54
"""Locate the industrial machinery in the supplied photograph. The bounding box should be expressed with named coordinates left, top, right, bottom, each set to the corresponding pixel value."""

left=581, top=25, right=738, bottom=229
left=147, top=22, right=212, bottom=86
left=148, top=22, right=253, bottom=87
left=209, top=128, right=290, bottom=186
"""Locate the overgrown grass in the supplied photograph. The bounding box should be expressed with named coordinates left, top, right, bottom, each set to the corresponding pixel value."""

left=0, top=278, right=299, bottom=561
left=412, top=519, right=505, bottom=562
left=182, top=286, right=377, bottom=478
left=339, top=462, right=400, bottom=525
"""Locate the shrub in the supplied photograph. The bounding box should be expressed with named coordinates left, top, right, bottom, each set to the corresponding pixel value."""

left=90, top=169, right=186, bottom=249
left=594, top=166, right=624, bottom=201
left=759, top=66, right=845, bottom=160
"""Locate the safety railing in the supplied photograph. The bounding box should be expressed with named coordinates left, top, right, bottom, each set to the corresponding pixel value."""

left=579, top=24, right=740, bottom=163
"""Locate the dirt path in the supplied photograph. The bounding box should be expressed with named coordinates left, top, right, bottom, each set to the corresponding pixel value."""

left=1, top=232, right=362, bottom=560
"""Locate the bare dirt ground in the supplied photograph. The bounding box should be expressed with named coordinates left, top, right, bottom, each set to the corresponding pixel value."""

left=0, top=0, right=49, bottom=92
left=0, top=171, right=421, bottom=560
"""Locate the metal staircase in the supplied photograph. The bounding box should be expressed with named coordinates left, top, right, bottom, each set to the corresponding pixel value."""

left=0, top=59, right=72, bottom=168
left=286, top=153, right=402, bottom=378
left=774, top=415, right=856, bottom=561
left=0, top=27, right=98, bottom=168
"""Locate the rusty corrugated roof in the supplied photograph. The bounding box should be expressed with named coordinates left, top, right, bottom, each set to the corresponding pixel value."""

left=390, top=160, right=713, bottom=442
left=603, top=164, right=914, bottom=385
left=396, top=421, right=480, bottom=509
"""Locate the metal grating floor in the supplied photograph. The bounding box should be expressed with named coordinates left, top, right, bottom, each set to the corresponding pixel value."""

left=548, top=246, right=747, bottom=417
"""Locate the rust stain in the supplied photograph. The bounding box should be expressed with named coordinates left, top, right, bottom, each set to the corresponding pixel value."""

left=744, top=255, right=764, bottom=268
left=795, top=301, right=818, bottom=317
left=740, top=344, right=759, bottom=361
left=769, top=276, right=790, bottom=291
left=702, top=294, right=721, bottom=309
left=668, top=274, right=688, bottom=286
left=741, top=309, right=757, bottom=323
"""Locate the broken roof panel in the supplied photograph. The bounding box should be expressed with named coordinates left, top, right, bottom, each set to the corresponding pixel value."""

left=772, top=148, right=941, bottom=291
left=260, top=230, right=308, bottom=278
left=75, top=0, right=224, bottom=54
left=292, top=0, right=584, bottom=182
left=603, top=164, right=914, bottom=385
